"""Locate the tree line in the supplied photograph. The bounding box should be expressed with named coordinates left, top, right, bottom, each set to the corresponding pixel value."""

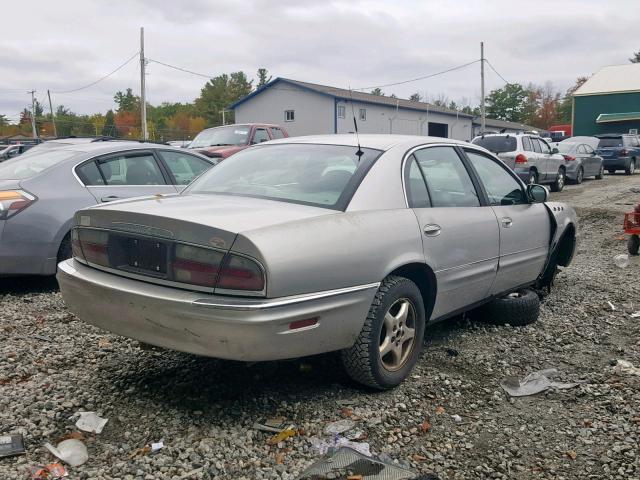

left=1, top=50, right=639, bottom=139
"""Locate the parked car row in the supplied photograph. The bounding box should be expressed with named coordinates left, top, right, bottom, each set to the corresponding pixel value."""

left=471, top=132, right=639, bottom=191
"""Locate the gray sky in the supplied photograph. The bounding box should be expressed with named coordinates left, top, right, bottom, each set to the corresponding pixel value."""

left=1, top=0, right=638, bottom=120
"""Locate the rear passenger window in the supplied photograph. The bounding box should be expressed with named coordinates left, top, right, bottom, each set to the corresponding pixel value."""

left=159, top=151, right=212, bottom=185
left=522, top=137, right=532, bottom=151
left=404, top=155, right=430, bottom=208
left=531, top=139, right=542, bottom=153
left=77, top=161, right=105, bottom=186
left=413, top=147, right=480, bottom=207
left=465, top=150, right=527, bottom=206
left=97, top=153, right=166, bottom=186
left=270, top=128, right=285, bottom=139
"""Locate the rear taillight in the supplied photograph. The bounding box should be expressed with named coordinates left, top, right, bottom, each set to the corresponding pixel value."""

left=217, top=254, right=265, bottom=292
left=515, top=154, right=528, bottom=164
left=172, top=244, right=225, bottom=288
left=77, top=229, right=109, bottom=266
left=0, top=190, right=36, bottom=220
left=563, top=155, right=576, bottom=161
left=620, top=148, right=629, bottom=156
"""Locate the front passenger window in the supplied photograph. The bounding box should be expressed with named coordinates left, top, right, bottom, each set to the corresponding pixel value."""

left=465, top=150, right=528, bottom=206
left=414, top=147, right=479, bottom=207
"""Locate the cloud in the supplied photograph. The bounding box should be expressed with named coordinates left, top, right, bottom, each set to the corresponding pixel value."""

left=0, top=0, right=638, bottom=118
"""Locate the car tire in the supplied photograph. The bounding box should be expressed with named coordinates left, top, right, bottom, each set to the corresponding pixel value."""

left=57, top=233, right=72, bottom=265
left=595, top=165, right=604, bottom=180
left=341, top=275, right=426, bottom=390
left=474, top=289, right=540, bottom=326
left=575, top=167, right=584, bottom=184
left=550, top=168, right=565, bottom=192
left=528, top=169, right=538, bottom=185
left=629, top=234, right=640, bottom=256
left=625, top=160, right=635, bottom=175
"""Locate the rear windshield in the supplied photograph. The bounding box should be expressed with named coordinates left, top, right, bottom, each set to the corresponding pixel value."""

left=185, top=143, right=382, bottom=210
left=0, top=149, right=80, bottom=180
left=556, top=143, right=577, bottom=153
left=598, top=137, right=623, bottom=148
left=471, top=136, right=517, bottom=153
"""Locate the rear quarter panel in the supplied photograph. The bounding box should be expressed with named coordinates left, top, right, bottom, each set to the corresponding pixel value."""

left=233, top=209, right=426, bottom=298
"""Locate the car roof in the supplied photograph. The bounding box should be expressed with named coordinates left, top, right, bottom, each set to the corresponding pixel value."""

left=200, top=123, right=281, bottom=131
left=264, top=134, right=471, bottom=151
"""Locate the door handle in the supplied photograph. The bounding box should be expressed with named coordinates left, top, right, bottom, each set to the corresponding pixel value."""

left=101, top=195, right=121, bottom=202
left=501, top=217, right=513, bottom=228
left=423, top=224, right=441, bottom=236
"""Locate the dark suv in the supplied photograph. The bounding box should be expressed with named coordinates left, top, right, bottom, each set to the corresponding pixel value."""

left=595, top=134, right=640, bottom=175
left=188, top=124, right=289, bottom=160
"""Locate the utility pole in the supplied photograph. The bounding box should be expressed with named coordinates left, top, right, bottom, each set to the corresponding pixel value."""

left=47, top=90, right=57, bottom=138
left=480, top=42, right=486, bottom=133
left=28, top=90, right=38, bottom=140
left=140, top=27, right=148, bottom=141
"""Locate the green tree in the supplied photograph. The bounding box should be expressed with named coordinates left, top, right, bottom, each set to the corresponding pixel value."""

left=114, top=88, right=139, bottom=112
left=103, top=110, right=116, bottom=137
left=557, top=76, right=589, bottom=123
left=370, top=88, right=384, bottom=96
left=389, top=93, right=397, bottom=99
left=409, top=92, right=422, bottom=102
left=195, top=72, right=253, bottom=126
left=485, top=83, right=529, bottom=122
left=257, top=68, right=272, bottom=87
left=630, top=49, right=640, bottom=63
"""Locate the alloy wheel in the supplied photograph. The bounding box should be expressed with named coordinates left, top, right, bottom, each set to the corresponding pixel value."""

left=577, top=168, right=583, bottom=184
left=557, top=171, right=564, bottom=189
left=379, top=298, right=417, bottom=371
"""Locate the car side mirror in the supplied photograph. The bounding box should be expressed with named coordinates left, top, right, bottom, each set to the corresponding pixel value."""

left=527, top=184, right=548, bottom=203
left=551, top=147, right=559, bottom=154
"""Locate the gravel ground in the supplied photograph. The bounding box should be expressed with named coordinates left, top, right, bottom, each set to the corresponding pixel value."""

left=1, top=174, right=639, bottom=480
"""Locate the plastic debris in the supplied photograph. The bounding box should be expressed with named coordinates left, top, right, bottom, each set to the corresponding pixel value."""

left=500, top=368, right=581, bottom=397
left=613, top=360, right=640, bottom=376
left=308, top=436, right=372, bottom=457
left=324, top=419, right=356, bottom=435
left=451, top=414, right=463, bottom=423
left=44, top=439, right=88, bottom=467
left=31, top=463, right=68, bottom=480
left=73, top=412, right=108, bottom=434
left=253, top=417, right=292, bottom=433
left=266, top=428, right=296, bottom=445
left=151, top=441, right=164, bottom=453
left=297, top=447, right=415, bottom=479
left=0, top=434, right=25, bottom=457
left=613, top=254, right=630, bottom=268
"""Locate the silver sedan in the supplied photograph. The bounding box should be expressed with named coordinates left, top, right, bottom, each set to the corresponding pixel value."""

left=58, top=135, right=577, bottom=389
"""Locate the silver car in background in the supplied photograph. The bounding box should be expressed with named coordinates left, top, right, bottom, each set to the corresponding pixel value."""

left=555, top=137, right=604, bottom=183
left=472, top=133, right=566, bottom=191
left=0, top=141, right=216, bottom=276
left=58, top=135, right=577, bottom=389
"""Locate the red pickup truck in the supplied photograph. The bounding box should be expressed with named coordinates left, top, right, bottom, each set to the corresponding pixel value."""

left=187, top=123, right=289, bottom=159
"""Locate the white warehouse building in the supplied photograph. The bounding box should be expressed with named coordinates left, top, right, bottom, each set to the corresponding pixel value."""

left=230, top=78, right=474, bottom=141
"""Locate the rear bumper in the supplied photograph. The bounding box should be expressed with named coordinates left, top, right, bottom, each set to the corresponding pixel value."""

left=602, top=157, right=631, bottom=170
left=57, top=259, right=378, bottom=361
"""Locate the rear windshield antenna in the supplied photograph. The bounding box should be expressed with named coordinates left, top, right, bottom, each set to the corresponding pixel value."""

left=348, top=87, right=364, bottom=159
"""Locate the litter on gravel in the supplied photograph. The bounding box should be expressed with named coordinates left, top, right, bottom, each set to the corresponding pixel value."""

left=0, top=434, right=25, bottom=458
left=500, top=368, right=581, bottom=397
left=73, top=411, right=108, bottom=434
left=613, top=360, right=640, bottom=376
left=298, top=447, right=415, bottom=479
left=324, top=418, right=356, bottom=435
left=44, top=439, right=88, bottom=467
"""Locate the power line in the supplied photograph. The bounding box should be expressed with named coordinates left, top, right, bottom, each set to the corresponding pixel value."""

left=147, top=58, right=213, bottom=79
left=51, top=52, right=140, bottom=94
left=485, top=58, right=511, bottom=85
left=353, top=59, right=481, bottom=91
